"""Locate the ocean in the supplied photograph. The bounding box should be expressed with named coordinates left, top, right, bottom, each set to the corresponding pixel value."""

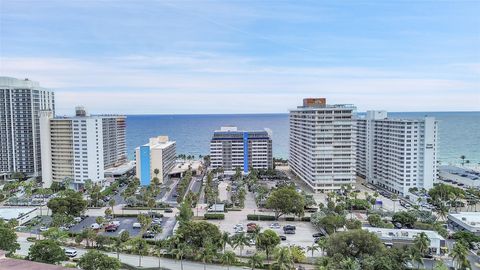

left=126, top=112, right=480, bottom=165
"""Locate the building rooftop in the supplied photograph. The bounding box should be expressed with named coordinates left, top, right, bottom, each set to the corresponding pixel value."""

left=448, top=212, right=480, bottom=229
left=440, top=165, right=480, bottom=181
left=0, top=76, right=43, bottom=89
left=212, top=127, right=272, bottom=138
left=136, top=136, right=175, bottom=150
left=0, top=250, right=69, bottom=270
left=104, top=161, right=136, bottom=175
left=363, top=227, right=444, bottom=241
left=0, top=207, right=37, bottom=220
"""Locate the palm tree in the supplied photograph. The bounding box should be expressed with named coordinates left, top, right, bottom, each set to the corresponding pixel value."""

left=196, top=242, right=217, bottom=270
left=450, top=242, right=471, bottom=270
left=306, top=243, right=319, bottom=257
left=154, top=240, right=165, bottom=269
left=129, top=237, right=149, bottom=267
left=413, top=232, right=431, bottom=258
left=316, top=236, right=327, bottom=256
left=408, top=247, right=424, bottom=270
left=171, top=242, right=189, bottom=270
left=220, top=251, right=237, bottom=270
left=273, top=246, right=294, bottom=270
left=248, top=252, right=265, bottom=270
left=220, top=231, right=231, bottom=253
left=108, top=199, right=116, bottom=216
left=113, top=237, right=124, bottom=260
left=154, top=168, right=160, bottom=177
left=231, top=232, right=250, bottom=256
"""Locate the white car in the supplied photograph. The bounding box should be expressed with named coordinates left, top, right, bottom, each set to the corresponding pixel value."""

left=90, top=223, right=101, bottom=230
left=39, top=226, right=49, bottom=232
left=233, top=224, right=243, bottom=229
left=269, top=223, right=281, bottom=229
left=110, top=220, right=121, bottom=227
left=73, top=217, right=82, bottom=222
left=133, top=222, right=141, bottom=229
left=64, top=248, right=77, bottom=258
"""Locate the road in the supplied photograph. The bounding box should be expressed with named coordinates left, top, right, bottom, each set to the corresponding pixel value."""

left=15, top=236, right=247, bottom=270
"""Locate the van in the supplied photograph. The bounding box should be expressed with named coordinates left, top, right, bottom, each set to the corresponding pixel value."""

left=64, top=248, right=77, bottom=257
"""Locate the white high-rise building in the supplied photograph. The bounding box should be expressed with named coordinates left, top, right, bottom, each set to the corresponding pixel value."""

left=135, top=136, right=176, bottom=186
left=356, top=111, right=438, bottom=195
left=40, top=106, right=126, bottom=189
left=289, top=98, right=356, bottom=192
left=0, top=77, right=55, bottom=177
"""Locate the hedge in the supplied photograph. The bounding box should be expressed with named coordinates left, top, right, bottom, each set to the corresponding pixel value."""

left=247, top=214, right=275, bottom=221
left=204, top=213, right=225, bottom=220
left=301, top=216, right=311, bottom=222
left=285, top=217, right=295, bottom=221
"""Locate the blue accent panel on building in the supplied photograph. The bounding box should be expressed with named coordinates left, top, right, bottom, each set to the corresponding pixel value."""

left=243, top=132, right=248, bottom=173
left=140, top=145, right=151, bottom=186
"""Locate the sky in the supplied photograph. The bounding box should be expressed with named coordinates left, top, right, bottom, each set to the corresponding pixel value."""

left=0, top=0, right=479, bottom=115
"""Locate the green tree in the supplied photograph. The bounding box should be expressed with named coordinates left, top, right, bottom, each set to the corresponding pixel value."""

left=177, top=201, right=194, bottom=224
left=196, top=241, right=217, bottom=270
left=248, top=252, right=265, bottom=269
left=28, top=239, right=67, bottom=264
left=176, top=221, right=222, bottom=250
left=220, top=231, right=232, bottom=253
left=171, top=242, right=190, bottom=270
left=324, top=230, right=384, bottom=259
left=273, top=246, right=294, bottom=270
left=289, top=245, right=306, bottom=263
left=231, top=232, right=250, bottom=256
left=255, top=229, right=280, bottom=260
left=128, top=237, right=149, bottom=267
left=47, top=189, right=87, bottom=216
left=392, top=211, right=417, bottom=228
left=0, top=221, right=20, bottom=254
left=367, top=214, right=382, bottom=227
left=413, top=232, right=430, bottom=257
left=221, top=251, right=237, bottom=270
left=41, top=227, right=68, bottom=243
left=78, top=250, right=121, bottom=270
left=450, top=242, right=471, bottom=270
left=265, top=186, right=305, bottom=220
left=306, top=243, right=319, bottom=257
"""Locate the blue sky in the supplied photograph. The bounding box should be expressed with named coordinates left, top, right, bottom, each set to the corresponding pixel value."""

left=1, top=0, right=479, bottom=114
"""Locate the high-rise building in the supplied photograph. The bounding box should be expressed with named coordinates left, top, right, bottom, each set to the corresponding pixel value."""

left=135, top=136, right=176, bottom=186
left=289, top=98, right=356, bottom=192
left=210, top=126, right=273, bottom=173
left=0, top=77, right=55, bottom=177
left=39, top=106, right=127, bottom=188
left=356, top=111, right=437, bottom=195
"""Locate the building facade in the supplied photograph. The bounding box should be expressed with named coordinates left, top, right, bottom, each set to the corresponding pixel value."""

left=356, top=111, right=437, bottom=195
left=289, top=98, right=356, bottom=192
left=40, top=106, right=127, bottom=188
left=0, top=77, right=55, bottom=177
left=210, top=126, right=273, bottom=173
left=135, top=136, right=176, bottom=186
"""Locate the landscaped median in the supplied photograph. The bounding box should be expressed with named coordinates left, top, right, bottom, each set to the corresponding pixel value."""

left=204, top=213, right=225, bottom=220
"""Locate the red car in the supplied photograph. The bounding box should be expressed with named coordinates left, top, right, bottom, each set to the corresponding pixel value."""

left=105, top=224, right=118, bottom=232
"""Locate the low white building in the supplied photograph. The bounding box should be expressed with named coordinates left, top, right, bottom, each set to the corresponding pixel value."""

left=439, top=165, right=480, bottom=189
left=448, top=212, right=480, bottom=236
left=0, top=207, right=38, bottom=225
left=363, top=227, right=446, bottom=255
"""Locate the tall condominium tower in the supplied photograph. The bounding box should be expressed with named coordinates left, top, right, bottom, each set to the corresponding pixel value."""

left=357, top=111, right=438, bottom=195
left=135, top=136, right=176, bottom=186
left=210, top=126, right=273, bottom=173
left=0, top=77, right=55, bottom=177
left=289, top=98, right=356, bottom=192
left=40, top=106, right=127, bottom=188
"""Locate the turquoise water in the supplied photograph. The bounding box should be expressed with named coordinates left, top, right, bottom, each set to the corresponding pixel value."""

left=126, top=112, right=480, bottom=165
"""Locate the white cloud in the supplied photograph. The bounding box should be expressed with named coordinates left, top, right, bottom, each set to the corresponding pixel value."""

left=1, top=55, right=479, bottom=114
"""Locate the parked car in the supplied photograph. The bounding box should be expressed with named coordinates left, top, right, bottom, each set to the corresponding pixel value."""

left=142, top=231, right=156, bottom=238
left=152, top=218, right=162, bottom=224
left=39, top=226, right=49, bottom=232
left=133, top=222, right=141, bottom=229
left=312, top=232, right=326, bottom=238
left=284, top=229, right=295, bottom=234
left=164, top=208, right=173, bottom=213
left=283, top=225, right=296, bottom=231
left=90, top=223, right=101, bottom=230
left=64, top=248, right=77, bottom=258
left=269, top=223, right=281, bottom=229
left=73, top=217, right=82, bottom=222
left=105, top=224, right=118, bottom=232
left=279, top=235, right=287, bottom=241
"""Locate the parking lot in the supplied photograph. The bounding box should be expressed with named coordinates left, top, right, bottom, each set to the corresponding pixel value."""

left=69, top=215, right=176, bottom=239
